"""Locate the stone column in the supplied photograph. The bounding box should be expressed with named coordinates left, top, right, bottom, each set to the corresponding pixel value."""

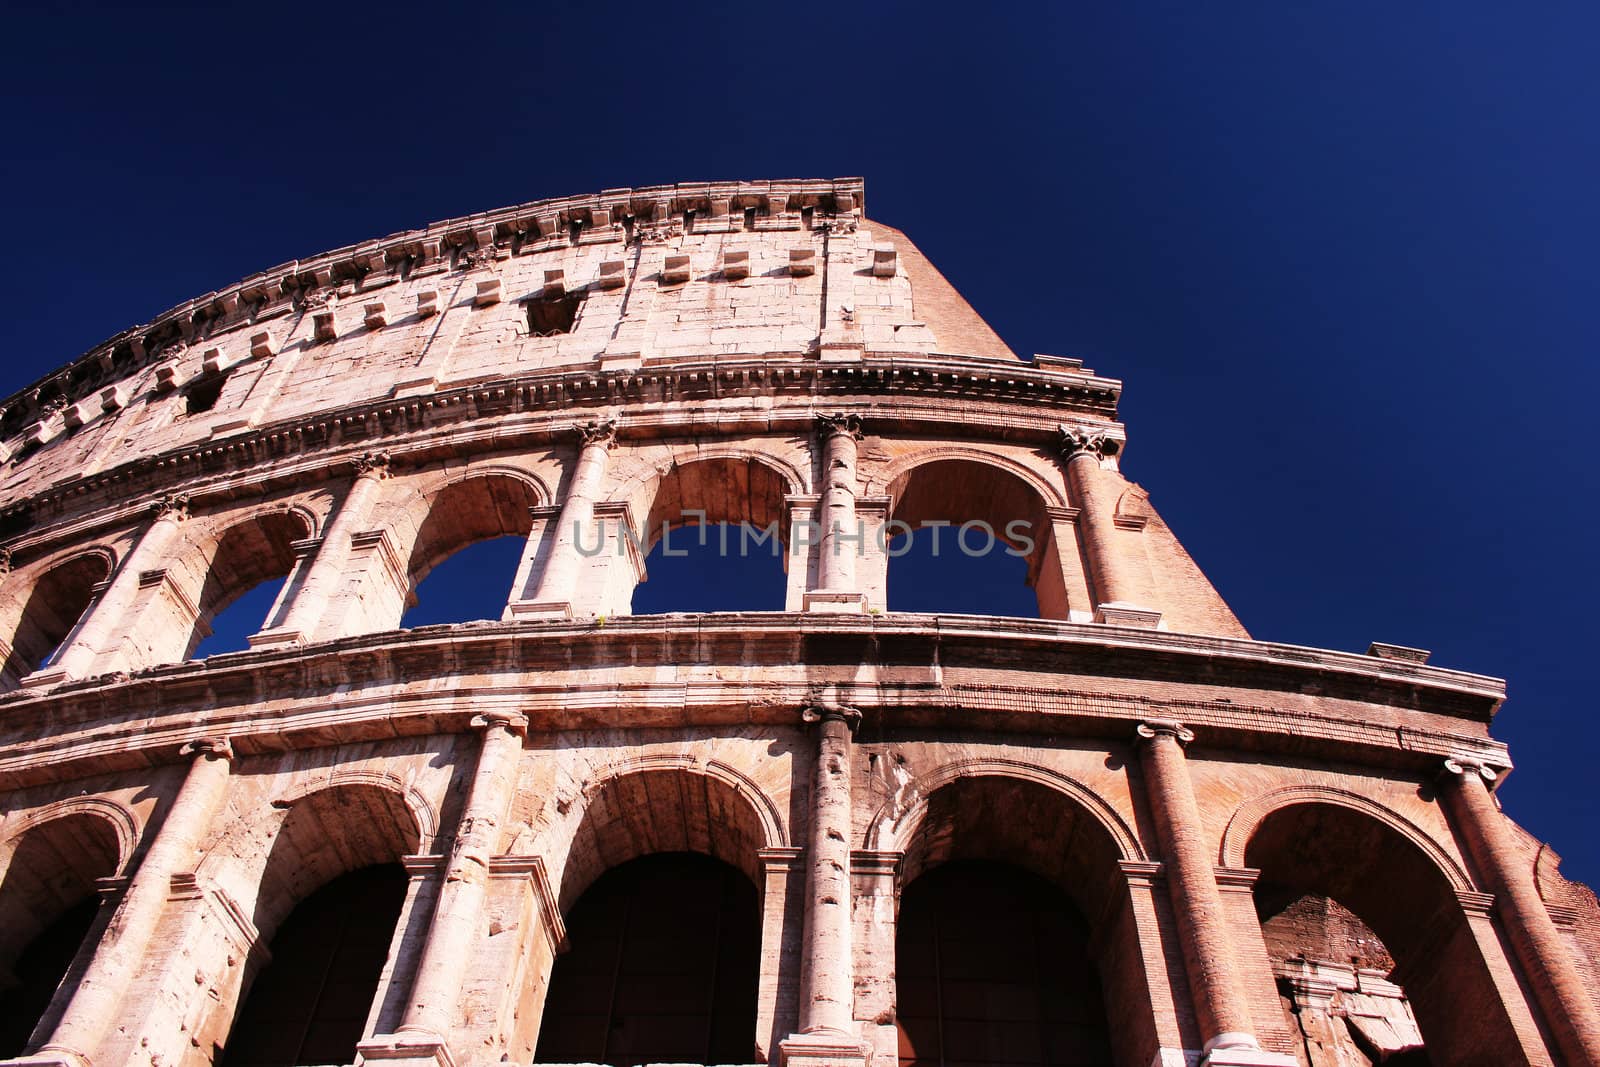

left=1059, top=427, right=1159, bottom=627
left=33, top=495, right=190, bottom=684
left=1136, top=721, right=1289, bottom=1066
left=509, top=420, right=617, bottom=619
left=805, top=414, right=866, bottom=612
left=1439, top=758, right=1600, bottom=1067
left=779, top=704, right=870, bottom=1067
left=36, top=738, right=233, bottom=1067
left=362, top=712, right=526, bottom=1065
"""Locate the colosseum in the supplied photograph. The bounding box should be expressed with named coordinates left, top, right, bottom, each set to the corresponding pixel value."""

left=0, top=177, right=1594, bottom=1067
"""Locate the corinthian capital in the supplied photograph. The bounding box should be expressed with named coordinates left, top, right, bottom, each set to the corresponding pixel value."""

left=1058, top=425, right=1121, bottom=461
left=150, top=493, right=191, bottom=522
left=816, top=412, right=864, bottom=440
left=576, top=418, right=619, bottom=447
left=353, top=450, right=392, bottom=479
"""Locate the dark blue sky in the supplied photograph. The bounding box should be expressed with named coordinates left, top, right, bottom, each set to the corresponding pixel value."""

left=4, top=4, right=1597, bottom=885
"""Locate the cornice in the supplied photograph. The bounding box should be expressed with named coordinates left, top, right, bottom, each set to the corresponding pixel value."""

left=0, top=352, right=1122, bottom=552
left=0, top=612, right=1507, bottom=789
left=0, top=178, right=867, bottom=435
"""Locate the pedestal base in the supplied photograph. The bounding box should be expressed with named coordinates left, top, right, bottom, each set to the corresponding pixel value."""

left=803, top=590, right=868, bottom=614
left=245, top=627, right=306, bottom=650
left=504, top=599, right=574, bottom=620
left=778, top=1033, right=872, bottom=1067
left=355, top=1033, right=457, bottom=1067
left=0, top=1054, right=88, bottom=1067
left=1094, top=602, right=1164, bottom=629
left=1200, top=1036, right=1298, bottom=1067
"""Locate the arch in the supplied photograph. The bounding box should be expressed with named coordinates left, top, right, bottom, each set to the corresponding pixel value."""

left=185, top=507, right=315, bottom=657
left=1, top=795, right=140, bottom=874
left=1, top=546, right=117, bottom=684
left=1221, top=784, right=1474, bottom=894
left=611, top=443, right=809, bottom=508
left=402, top=467, right=549, bottom=589
left=633, top=452, right=801, bottom=551
left=274, top=768, right=439, bottom=854
left=874, top=446, right=1068, bottom=510
left=556, top=762, right=785, bottom=915
left=865, top=757, right=1145, bottom=862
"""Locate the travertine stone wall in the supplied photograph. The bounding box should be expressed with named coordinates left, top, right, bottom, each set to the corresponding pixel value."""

left=0, top=179, right=1595, bottom=1067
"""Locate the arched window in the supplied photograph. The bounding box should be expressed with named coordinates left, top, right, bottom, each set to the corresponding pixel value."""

left=0, top=812, right=122, bottom=1056
left=884, top=460, right=1064, bottom=619
left=219, top=865, right=406, bottom=1067
left=631, top=457, right=790, bottom=614
left=536, top=853, right=760, bottom=1067
left=403, top=474, right=540, bottom=626
left=190, top=512, right=309, bottom=657
left=1245, top=802, right=1522, bottom=1064
left=1, top=552, right=110, bottom=685
left=897, top=861, right=1111, bottom=1067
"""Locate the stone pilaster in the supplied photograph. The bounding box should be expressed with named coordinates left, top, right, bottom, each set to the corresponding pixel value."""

left=251, top=451, right=391, bottom=648
left=779, top=703, right=871, bottom=1067
left=29, top=738, right=233, bottom=1067
left=805, top=414, right=866, bottom=613
left=1439, top=758, right=1600, bottom=1067
left=359, top=712, right=526, bottom=1067
left=507, top=419, right=617, bottom=620
left=1135, top=721, right=1293, bottom=1067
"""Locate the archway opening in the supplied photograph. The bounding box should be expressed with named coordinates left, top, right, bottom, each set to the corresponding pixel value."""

left=403, top=474, right=540, bottom=626
left=191, top=512, right=309, bottom=657
left=885, top=460, right=1058, bottom=619
left=217, top=783, right=422, bottom=1062
left=536, top=852, right=760, bottom=1067
left=1245, top=802, right=1525, bottom=1065
left=0, top=812, right=122, bottom=1056
left=631, top=457, right=790, bottom=614
left=895, top=776, right=1142, bottom=1067
left=2, top=552, right=111, bottom=684
left=219, top=865, right=407, bottom=1067
left=897, top=861, right=1111, bottom=1067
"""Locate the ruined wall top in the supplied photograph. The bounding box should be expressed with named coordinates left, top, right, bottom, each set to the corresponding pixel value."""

left=0, top=178, right=1092, bottom=507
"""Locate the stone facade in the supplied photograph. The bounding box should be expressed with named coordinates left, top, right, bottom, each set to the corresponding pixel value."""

left=0, top=177, right=1595, bottom=1067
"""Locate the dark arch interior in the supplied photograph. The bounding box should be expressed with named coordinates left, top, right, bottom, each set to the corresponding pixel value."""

left=1246, top=803, right=1525, bottom=1065
left=0, top=898, right=99, bottom=1056
left=219, top=864, right=406, bottom=1067
left=0, top=813, right=121, bottom=1055
left=897, top=860, right=1112, bottom=1067
left=632, top=458, right=790, bottom=614
left=536, top=852, right=760, bottom=1066
left=885, top=460, right=1054, bottom=619
left=3, top=553, right=110, bottom=684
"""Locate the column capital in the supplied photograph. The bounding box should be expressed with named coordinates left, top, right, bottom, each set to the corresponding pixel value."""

left=149, top=492, right=191, bottom=522
left=1442, top=756, right=1502, bottom=785
left=802, top=701, right=862, bottom=731
left=0, top=546, right=11, bottom=579
left=575, top=417, right=619, bottom=447
left=353, top=449, right=393, bottom=479
left=1136, top=719, right=1194, bottom=745
left=470, top=711, right=528, bottom=738
left=1057, top=424, right=1121, bottom=461
left=179, top=736, right=234, bottom=762
left=815, top=412, right=863, bottom=440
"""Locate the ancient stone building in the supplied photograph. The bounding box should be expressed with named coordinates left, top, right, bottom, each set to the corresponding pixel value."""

left=0, top=177, right=1595, bottom=1067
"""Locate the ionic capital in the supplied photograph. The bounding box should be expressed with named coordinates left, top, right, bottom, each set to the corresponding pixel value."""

left=802, top=701, right=863, bottom=732
left=179, top=736, right=234, bottom=762
left=471, top=711, right=529, bottom=738
left=575, top=417, right=619, bottom=448
left=1442, top=756, right=1502, bottom=784
left=353, top=450, right=392, bottom=479
left=150, top=493, right=191, bottom=522
left=1136, top=719, right=1195, bottom=745
left=1057, top=424, right=1121, bottom=462
left=816, top=412, right=864, bottom=440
